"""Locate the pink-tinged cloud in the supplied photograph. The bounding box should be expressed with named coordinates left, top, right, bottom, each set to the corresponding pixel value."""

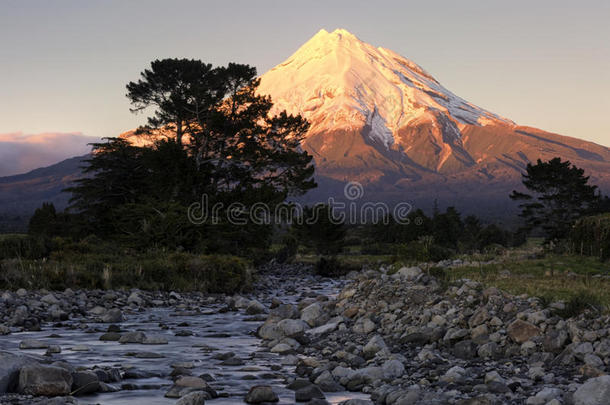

left=0, top=132, right=100, bottom=177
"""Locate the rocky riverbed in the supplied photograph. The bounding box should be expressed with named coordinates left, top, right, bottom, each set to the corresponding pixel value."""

left=0, top=264, right=368, bottom=405
left=2, top=264, right=610, bottom=405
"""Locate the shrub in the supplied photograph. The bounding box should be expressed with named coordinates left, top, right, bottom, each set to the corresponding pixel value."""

left=0, top=234, right=49, bottom=260
left=275, top=234, right=298, bottom=263
left=0, top=250, right=251, bottom=293
left=396, top=241, right=453, bottom=263
left=555, top=291, right=602, bottom=319
left=571, top=214, right=610, bottom=260
left=315, top=256, right=348, bottom=277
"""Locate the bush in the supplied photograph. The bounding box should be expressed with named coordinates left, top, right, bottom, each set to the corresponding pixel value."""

left=571, top=214, right=610, bottom=260
left=396, top=240, right=453, bottom=263
left=555, top=291, right=602, bottom=319
left=315, top=256, right=348, bottom=277
left=0, top=249, right=252, bottom=293
left=0, top=234, right=49, bottom=260
left=275, top=234, right=298, bottom=263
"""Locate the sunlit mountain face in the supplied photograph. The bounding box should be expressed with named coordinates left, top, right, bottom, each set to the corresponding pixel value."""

left=256, top=29, right=610, bottom=215
left=4, top=29, right=609, bottom=221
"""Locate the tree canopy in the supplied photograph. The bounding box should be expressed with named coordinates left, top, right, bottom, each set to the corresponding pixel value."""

left=66, top=59, right=316, bottom=253
left=510, top=157, right=600, bottom=241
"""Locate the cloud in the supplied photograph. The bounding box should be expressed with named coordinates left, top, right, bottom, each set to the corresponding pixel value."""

left=0, top=132, right=100, bottom=177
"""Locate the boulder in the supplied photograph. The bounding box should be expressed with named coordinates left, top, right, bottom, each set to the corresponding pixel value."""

left=573, top=375, right=610, bottom=405
left=245, top=300, right=266, bottom=315
left=382, top=359, right=405, bottom=379
left=245, top=385, right=279, bottom=403
left=363, top=335, right=387, bottom=359
left=301, top=303, right=324, bottom=327
left=18, top=365, right=73, bottom=396
left=0, top=352, right=38, bottom=393
left=19, top=339, right=49, bottom=350
left=295, top=384, right=325, bottom=402
left=395, top=266, right=422, bottom=280
left=278, top=319, right=307, bottom=337
left=101, top=308, right=124, bottom=323
left=71, top=370, right=100, bottom=395
left=507, top=320, right=541, bottom=343
left=119, top=331, right=147, bottom=344
left=175, top=391, right=207, bottom=405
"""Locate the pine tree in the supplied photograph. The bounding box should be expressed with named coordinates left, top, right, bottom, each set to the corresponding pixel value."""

left=510, top=157, right=600, bottom=241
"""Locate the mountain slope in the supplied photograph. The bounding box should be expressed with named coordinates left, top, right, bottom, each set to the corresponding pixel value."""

left=258, top=29, right=610, bottom=214
left=0, top=155, right=86, bottom=221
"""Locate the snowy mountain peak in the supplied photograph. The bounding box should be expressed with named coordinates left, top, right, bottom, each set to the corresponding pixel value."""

left=257, top=29, right=517, bottom=174
left=259, top=28, right=513, bottom=142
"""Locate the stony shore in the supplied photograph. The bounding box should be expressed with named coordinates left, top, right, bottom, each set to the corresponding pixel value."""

left=258, top=265, right=610, bottom=405
left=1, top=264, right=610, bottom=404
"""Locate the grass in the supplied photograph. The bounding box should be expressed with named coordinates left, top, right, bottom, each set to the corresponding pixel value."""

left=0, top=248, right=253, bottom=293
left=444, top=253, right=610, bottom=308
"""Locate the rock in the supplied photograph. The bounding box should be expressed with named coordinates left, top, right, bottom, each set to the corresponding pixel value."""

left=526, top=387, right=563, bottom=405
left=143, top=335, right=169, bottom=345
left=0, top=352, right=39, bottom=393
left=363, top=335, right=387, bottom=359
left=295, top=384, right=325, bottom=402
left=338, top=400, right=373, bottom=405
left=46, top=345, right=61, bottom=355
left=543, top=329, right=569, bottom=353
left=258, top=322, right=284, bottom=340
left=269, top=304, right=300, bottom=320
left=301, top=303, right=324, bottom=327
left=245, top=385, right=279, bottom=403
left=41, top=293, right=60, bottom=305
left=468, top=307, right=490, bottom=328
left=441, top=366, right=466, bottom=383
left=271, top=343, right=293, bottom=354
left=382, top=359, right=405, bottom=379
left=19, top=339, right=49, bottom=350
left=314, top=371, right=343, bottom=392
left=454, top=340, right=478, bottom=359
left=307, top=322, right=339, bottom=336
left=175, top=391, right=207, bottom=405
left=353, top=318, right=376, bottom=334
left=101, top=308, right=124, bottom=323
left=99, top=332, right=122, bottom=341
left=119, top=331, right=147, bottom=344
left=573, top=375, right=610, bottom=405
left=278, top=319, right=308, bottom=337
left=127, top=291, right=143, bottom=306
left=71, top=371, right=100, bottom=395
left=18, top=365, right=73, bottom=396
left=507, top=319, right=541, bottom=343
left=70, top=345, right=90, bottom=352
left=395, top=266, right=422, bottom=280
left=246, top=300, right=266, bottom=315
left=0, top=324, right=11, bottom=335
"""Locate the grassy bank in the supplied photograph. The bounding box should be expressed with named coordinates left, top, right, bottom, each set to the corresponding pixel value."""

left=0, top=237, right=252, bottom=293
left=436, top=253, right=610, bottom=309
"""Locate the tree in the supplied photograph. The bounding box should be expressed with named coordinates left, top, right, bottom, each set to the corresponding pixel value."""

left=126, top=59, right=222, bottom=146
left=28, top=202, right=58, bottom=237
left=432, top=207, right=463, bottom=248
left=510, top=157, right=600, bottom=241
left=67, top=59, right=316, bottom=252
left=292, top=204, right=346, bottom=255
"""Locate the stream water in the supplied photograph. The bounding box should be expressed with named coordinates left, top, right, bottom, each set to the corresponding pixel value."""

left=0, top=276, right=368, bottom=404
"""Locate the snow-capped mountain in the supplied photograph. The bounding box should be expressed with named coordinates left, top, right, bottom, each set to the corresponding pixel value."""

left=257, top=28, right=610, bottom=214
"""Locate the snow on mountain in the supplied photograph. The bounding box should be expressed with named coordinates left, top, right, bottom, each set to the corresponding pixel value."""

left=258, top=28, right=513, bottom=154
left=256, top=28, right=610, bottom=214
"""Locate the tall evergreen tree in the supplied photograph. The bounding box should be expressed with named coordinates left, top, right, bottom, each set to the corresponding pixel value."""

left=510, top=157, right=600, bottom=240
